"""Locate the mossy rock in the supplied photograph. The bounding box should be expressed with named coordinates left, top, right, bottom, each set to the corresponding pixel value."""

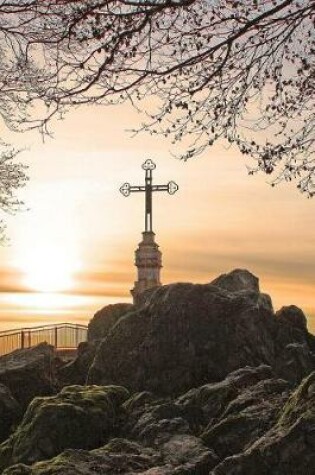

left=122, top=391, right=156, bottom=412
left=2, top=439, right=160, bottom=475
left=0, top=384, right=21, bottom=443
left=0, top=439, right=14, bottom=472
left=278, top=370, right=315, bottom=427
left=202, top=413, right=269, bottom=458
left=211, top=373, right=315, bottom=474
left=177, top=366, right=274, bottom=427
left=0, top=385, right=129, bottom=470
left=3, top=435, right=218, bottom=475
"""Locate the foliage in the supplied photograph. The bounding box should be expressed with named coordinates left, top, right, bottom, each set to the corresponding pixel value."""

left=0, top=0, right=313, bottom=194
left=0, top=146, right=27, bottom=241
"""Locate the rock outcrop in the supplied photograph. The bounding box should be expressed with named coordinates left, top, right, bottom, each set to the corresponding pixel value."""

left=57, top=303, right=133, bottom=387
left=210, top=268, right=260, bottom=293
left=57, top=341, right=97, bottom=386
left=0, top=343, right=57, bottom=408
left=0, top=385, right=129, bottom=471
left=200, top=374, right=290, bottom=459
left=0, top=269, right=314, bottom=475
left=87, top=303, right=134, bottom=342
left=276, top=305, right=308, bottom=330
left=88, top=270, right=314, bottom=395
left=0, top=385, right=21, bottom=443
left=211, top=371, right=315, bottom=475
left=2, top=437, right=216, bottom=475
left=1, top=368, right=313, bottom=475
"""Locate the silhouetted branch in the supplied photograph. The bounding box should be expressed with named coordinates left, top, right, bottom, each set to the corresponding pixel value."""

left=0, top=0, right=313, bottom=194
left=0, top=145, right=28, bottom=239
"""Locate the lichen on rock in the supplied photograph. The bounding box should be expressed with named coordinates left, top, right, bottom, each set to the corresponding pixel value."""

left=0, top=385, right=129, bottom=470
left=210, top=372, right=315, bottom=475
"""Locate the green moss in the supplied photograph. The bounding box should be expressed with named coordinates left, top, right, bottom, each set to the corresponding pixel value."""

left=0, top=385, right=129, bottom=471
left=99, top=437, right=144, bottom=454
left=123, top=391, right=154, bottom=412
left=3, top=439, right=154, bottom=475
left=0, top=438, right=14, bottom=472
left=278, top=371, right=315, bottom=427
left=202, top=413, right=252, bottom=445
left=3, top=450, right=90, bottom=474
left=3, top=464, right=31, bottom=475
left=179, top=381, right=237, bottom=424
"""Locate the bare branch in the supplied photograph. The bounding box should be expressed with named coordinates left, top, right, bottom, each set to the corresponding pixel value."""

left=0, top=0, right=313, bottom=194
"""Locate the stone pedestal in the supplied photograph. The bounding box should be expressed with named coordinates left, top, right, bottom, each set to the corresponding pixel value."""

left=131, top=231, right=162, bottom=304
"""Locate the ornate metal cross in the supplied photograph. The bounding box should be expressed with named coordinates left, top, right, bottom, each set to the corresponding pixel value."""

left=120, top=159, right=178, bottom=232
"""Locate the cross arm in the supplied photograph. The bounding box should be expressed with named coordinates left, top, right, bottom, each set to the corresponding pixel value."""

left=130, top=185, right=146, bottom=192
left=152, top=181, right=179, bottom=195
left=120, top=183, right=145, bottom=197
left=152, top=185, right=168, bottom=192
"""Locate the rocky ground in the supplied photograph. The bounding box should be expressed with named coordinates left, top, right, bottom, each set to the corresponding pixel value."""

left=0, top=269, right=314, bottom=474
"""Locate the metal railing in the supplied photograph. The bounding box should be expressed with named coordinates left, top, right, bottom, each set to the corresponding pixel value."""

left=0, top=323, right=88, bottom=356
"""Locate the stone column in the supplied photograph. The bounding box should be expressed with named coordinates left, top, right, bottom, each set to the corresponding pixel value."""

left=131, top=231, right=162, bottom=304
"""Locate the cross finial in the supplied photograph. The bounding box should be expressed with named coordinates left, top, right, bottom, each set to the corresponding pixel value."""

left=142, top=159, right=156, bottom=171
left=120, top=160, right=178, bottom=232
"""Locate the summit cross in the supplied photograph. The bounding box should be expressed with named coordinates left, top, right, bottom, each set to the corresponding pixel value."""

left=119, top=159, right=179, bottom=303
left=119, top=159, right=178, bottom=232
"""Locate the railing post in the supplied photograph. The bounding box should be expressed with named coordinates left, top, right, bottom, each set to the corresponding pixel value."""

left=0, top=323, right=87, bottom=356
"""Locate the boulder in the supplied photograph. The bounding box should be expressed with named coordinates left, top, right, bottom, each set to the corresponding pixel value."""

left=1, top=439, right=160, bottom=475
left=211, top=371, right=315, bottom=475
left=0, top=385, right=129, bottom=470
left=87, top=303, right=133, bottom=342
left=276, top=305, right=307, bottom=330
left=0, top=384, right=21, bottom=443
left=123, top=397, right=196, bottom=446
left=1, top=367, right=313, bottom=475
left=210, top=269, right=260, bottom=293
left=0, top=343, right=57, bottom=408
left=159, top=434, right=218, bottom=473
left=3, top=436, right=217, bottom=475
left=275, top=342, right=315, bottom=385
left=177, top=365, right=278, bottom=425
left=0, top=269, right=314, bottom=475
left=122, top=365, right=288, bottom=463
left=58, top=303, right=134, bottom=387
left=57, top=341, right=97, bottom=386
left=59, top=302, right=134, bottom=385
left=201, top=376, right=290, bottom=459
left=88, top=270, right=314, bottom=394
left=278, top=370, right=315, bottom=426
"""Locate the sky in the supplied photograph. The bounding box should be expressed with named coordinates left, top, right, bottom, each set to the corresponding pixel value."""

left=0, top=101, right=314, bottom=333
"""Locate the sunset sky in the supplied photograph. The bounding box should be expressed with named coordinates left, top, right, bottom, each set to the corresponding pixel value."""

left=0, top=101, right=314, bottom=333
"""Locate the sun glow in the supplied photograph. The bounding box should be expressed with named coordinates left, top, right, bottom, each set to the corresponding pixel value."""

left=17, top=244, right=81, bottom=293
left=11, top=180, right=85, bottom=294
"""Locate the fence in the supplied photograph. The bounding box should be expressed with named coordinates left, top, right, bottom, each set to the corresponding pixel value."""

left=0, top=323, right=88, bottom=356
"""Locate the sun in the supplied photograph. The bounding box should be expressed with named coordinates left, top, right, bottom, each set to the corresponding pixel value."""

left=11, top=182, right=83, bottom=295
left=18, top=244, right=81, bottom=293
